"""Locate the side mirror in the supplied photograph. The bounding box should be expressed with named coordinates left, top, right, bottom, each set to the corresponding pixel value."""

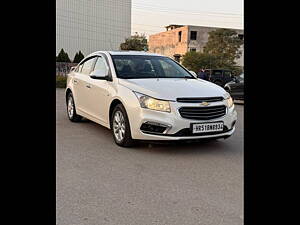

left=90, top=69, right=109, bottom=80
left=189, top=71, right=197, bottom=78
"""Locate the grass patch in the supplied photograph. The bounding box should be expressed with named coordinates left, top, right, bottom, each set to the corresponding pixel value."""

left=56, top=75, right=67, bottom=88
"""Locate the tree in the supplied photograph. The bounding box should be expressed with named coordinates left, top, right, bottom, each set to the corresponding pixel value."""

left=120, top=33, right=148, bottom=51
left=56, top=48, right=71, bottom=62
left=182, top=52, right=220, bottom=72
left=203, top=28, right=243, bottom=67
left=73, top=50, right=85, bottom=63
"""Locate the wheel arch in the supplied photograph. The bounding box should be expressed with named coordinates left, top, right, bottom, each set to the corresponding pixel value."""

left=109, top=98, right=125, bottom=129
left=65, top=88, right=72, bottom=103
left=224, top=85, right=231, bottom=92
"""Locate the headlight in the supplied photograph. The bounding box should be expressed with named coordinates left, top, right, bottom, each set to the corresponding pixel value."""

left=134, top=92, right=171, bottom=113
left=224, top=92, right=234, bottom=108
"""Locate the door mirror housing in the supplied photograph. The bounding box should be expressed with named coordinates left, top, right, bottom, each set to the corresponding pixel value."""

left=90, top=69, right=109, bottom=80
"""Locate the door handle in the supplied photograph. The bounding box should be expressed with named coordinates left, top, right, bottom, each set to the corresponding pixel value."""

left=73, top=79, right=78, bottom=84
left=86, top=84, right=91, bottom=89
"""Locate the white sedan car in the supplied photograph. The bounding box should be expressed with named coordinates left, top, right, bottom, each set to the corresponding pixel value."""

left=66, top=51, right=237, bottom=147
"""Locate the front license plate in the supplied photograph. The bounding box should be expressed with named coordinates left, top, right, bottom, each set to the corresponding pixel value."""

left=192, top=122, right=224, bottom=134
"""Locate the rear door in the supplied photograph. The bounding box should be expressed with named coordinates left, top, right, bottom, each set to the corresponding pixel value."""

left=74, top=57, right=97, bottom=114
left=72, top=62, right=84, bottom=111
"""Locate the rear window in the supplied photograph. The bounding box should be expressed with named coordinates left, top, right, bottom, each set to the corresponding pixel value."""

left=211, top=70, right=222, bottom=76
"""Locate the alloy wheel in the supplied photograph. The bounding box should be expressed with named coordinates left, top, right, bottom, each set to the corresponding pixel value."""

left=67, top=96, right=74, bottom=119
left=113, top=111, right=126, bottom=142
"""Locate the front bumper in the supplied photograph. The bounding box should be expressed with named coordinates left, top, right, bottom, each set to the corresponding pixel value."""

left=128, top=100, right=237, bottom=141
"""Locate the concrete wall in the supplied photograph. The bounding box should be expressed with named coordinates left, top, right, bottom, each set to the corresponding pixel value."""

left=56, top=0, right=131, bottom=60
left=187, top=26, right=217, bottom=52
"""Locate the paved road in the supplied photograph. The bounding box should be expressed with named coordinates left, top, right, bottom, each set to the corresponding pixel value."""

left=56, top=88, right=243, bottom=225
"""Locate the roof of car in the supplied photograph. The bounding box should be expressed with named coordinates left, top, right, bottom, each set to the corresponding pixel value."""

left=87, top=51, right=163, bottom=57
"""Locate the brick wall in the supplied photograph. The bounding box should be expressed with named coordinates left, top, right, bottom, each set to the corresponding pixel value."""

left=149, top=26, right=189, bottom=60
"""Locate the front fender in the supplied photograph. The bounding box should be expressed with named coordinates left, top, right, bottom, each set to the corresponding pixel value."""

left=108, top=85, right=141, bottom=132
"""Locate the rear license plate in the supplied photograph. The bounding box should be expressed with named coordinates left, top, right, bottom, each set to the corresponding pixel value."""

left=192, top=122, right=224, bottom=134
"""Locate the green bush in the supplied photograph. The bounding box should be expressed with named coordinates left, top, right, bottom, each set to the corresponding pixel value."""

left=56, top=75, right=67, bottom=88
left=182, top=52, right=220, bottom=72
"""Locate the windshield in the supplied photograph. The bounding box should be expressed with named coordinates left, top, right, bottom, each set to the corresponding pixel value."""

left=111, top=55, right=194, bottom=79
left=238, top=73, right=244, bottom=81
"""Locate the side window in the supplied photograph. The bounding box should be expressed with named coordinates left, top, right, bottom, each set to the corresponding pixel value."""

left=75, top=64, right=83, bottom=72
left=224, top=71, right=231, bottom=78
left=212, top=71, right=222, bottom=76
left=81, top=58, right=96, bottom=75
left=93, top=56, right=108, bottom=74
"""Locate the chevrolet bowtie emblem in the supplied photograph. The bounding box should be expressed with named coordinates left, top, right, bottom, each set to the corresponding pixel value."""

left=201, top=101, right=210, bottom=106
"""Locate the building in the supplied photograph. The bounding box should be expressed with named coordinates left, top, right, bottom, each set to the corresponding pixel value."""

left=56, top=0, right=131, bottom=60
left=149, top=24, right=244, bottom=66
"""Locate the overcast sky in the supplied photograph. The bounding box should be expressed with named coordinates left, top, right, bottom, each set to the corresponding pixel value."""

left=131, top=0, right=244, bottom=36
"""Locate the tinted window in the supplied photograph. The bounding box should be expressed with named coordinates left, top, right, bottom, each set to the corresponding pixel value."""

left=81, top=58, right=96, bottom=75
left=237, top=73, right=244, bottom=82
left=111, top=55, right=194, bottom=79
left=212, top=70, right=222, bottom=76
left=224, top=71, right=231, bottom=77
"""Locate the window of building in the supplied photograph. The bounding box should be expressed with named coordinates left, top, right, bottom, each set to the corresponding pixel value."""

left=190, top=31, right=197, bottom=40
left=178, top=31, right=182, bottom=42
left=190, top=48, right=196, bottom=52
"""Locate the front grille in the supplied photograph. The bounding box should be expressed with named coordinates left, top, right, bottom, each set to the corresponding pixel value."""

left=179, top=105, right=226, bottom=120
left=176, top=97, right=223, bottom=103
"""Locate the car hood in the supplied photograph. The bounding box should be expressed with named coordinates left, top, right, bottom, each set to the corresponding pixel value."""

left=118, top=78, right=226, bottom=100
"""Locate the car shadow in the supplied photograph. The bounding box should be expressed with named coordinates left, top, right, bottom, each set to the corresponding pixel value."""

left=78, top=118, right=234, bottom=156
left=130, top=139, right=232, bottom=155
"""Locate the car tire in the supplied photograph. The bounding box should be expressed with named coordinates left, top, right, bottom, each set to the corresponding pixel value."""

left=67, top=92, right=82, bottom=122
left=111, top=104, right=135, bottom=147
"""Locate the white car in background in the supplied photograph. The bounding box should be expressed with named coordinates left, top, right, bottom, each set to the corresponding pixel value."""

left=66, top=51, right=237, bottom=147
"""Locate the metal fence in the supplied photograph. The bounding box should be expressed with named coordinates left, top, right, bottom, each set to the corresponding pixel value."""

left=56, top=62, right=78, bottom=76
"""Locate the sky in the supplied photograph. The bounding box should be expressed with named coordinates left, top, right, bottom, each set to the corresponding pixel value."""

left=131, top=0, right=244, bottom=36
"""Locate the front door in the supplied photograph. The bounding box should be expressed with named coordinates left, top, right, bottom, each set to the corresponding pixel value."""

left=86, top=56, right=111, bottom=124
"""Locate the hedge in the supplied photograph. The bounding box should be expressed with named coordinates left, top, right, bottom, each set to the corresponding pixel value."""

left=56, top=75, right=67, bottom=88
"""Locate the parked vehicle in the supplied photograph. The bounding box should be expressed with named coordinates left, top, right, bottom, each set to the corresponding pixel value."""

left=66, top=51, right=237, bottom=147
left=205, top=69, right=233, bottom=87
left=224, top=73, right=244, bottom=100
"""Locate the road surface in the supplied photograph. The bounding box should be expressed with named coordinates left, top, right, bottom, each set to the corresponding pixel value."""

left=56, top=88, right=244, bottom=225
